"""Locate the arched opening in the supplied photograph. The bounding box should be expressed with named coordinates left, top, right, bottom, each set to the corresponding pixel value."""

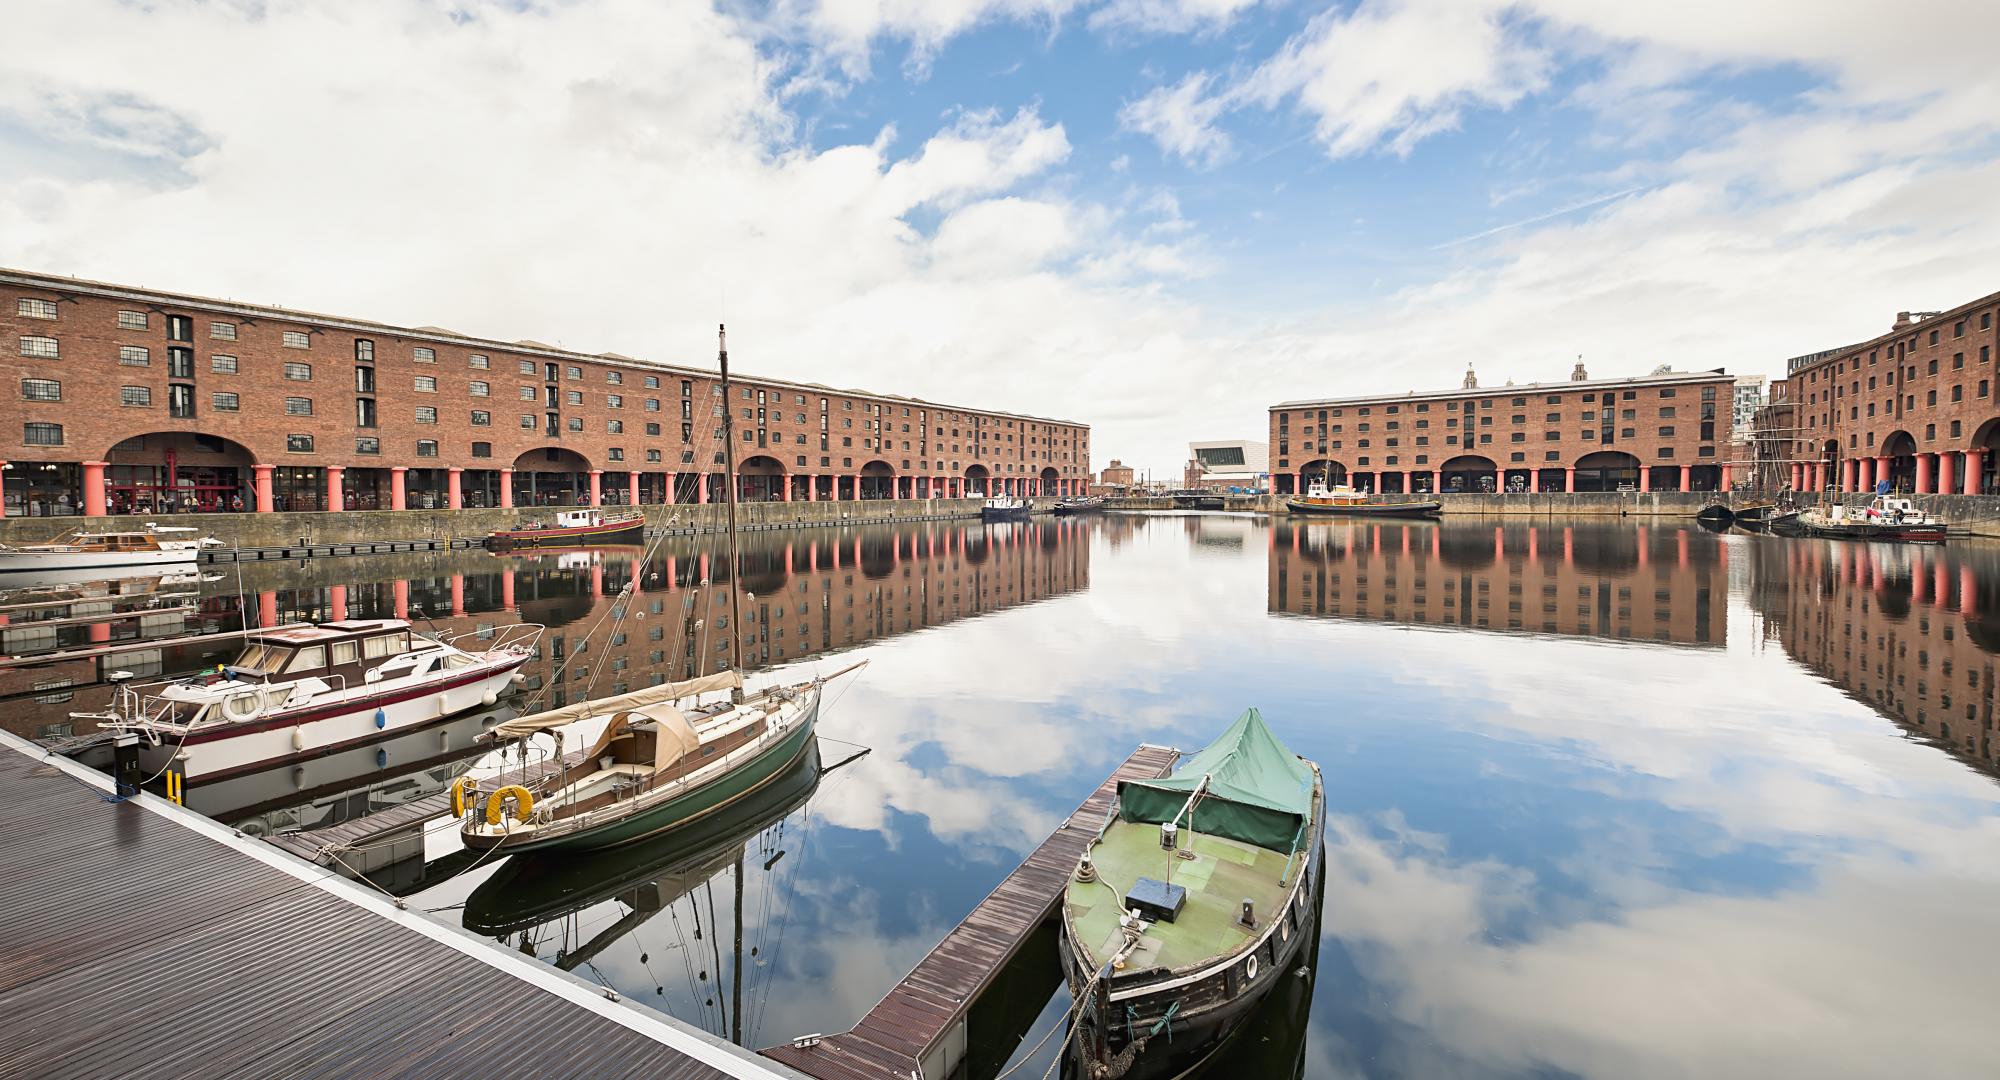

left=1821, top=440, right=1841, bottom=491
left=737, top=455, right=786, bottom=502
left=1298, top=459, right=1347, bottom=491
left=859, top=460, right=896, bottom=500
left=512, top=447, right=594, bottom=507
left=1536, top=467, right=1568, bottom=492
left=963, top=464, right=991, bottom=497
left=1438, top=455, right=1497, bottom=494
left=1502, top=467, right=1534, bottom=494
left=104, top=432, right=255, bottom=515
left=1573, top=451, right=1640, bottom=493
left=1040, top=466, right=1060, bottom=496
left=1881, top=431, right=1918, bottom=492
left=1973, top=419, right=2000, bottom=497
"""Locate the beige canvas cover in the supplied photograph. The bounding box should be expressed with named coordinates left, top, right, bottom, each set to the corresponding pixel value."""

left=490, top=671, right=742, bottom=739
left=584, top=706, right=702, bottom=776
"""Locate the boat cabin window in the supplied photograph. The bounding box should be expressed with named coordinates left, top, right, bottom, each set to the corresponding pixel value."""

left=234, top=643, right=276, bottom=670
left=362, top=633, right=409, bottom=659
left=287, top=645, right=327, bottom=673
left=331, top=641, right=359, bottom=666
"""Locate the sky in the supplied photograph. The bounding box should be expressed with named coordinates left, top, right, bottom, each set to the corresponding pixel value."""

left=6, top=0, right=2000, bottom=477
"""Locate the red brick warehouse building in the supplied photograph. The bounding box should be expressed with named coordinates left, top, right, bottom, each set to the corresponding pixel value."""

left=1269, top=364, right=1738, bottom=495
left=1767, top=289, right=2000, bottom=496
left=0, top=269, right=1091, bottom=517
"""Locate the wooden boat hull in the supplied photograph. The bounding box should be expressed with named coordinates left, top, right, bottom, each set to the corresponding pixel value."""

left=483, top=517, right=644, bottom=550
left=1062, top=835, right=1323, bottom=1080
left=1802, top=521, right=1948, bottom=543
left=461, top=737, right=822, bottom=935
left=1286, top=498, right=1442, bottom=518
left=463, top=693, right=820, bottom=855
left=981, top=506, right=1030, bottom=521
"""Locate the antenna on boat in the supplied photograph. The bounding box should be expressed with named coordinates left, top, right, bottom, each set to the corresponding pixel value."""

left=718, top=324, right=746, bottom=698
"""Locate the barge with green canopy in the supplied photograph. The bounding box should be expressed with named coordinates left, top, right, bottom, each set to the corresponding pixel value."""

left=1060, top=708, right=1323, bottom=1079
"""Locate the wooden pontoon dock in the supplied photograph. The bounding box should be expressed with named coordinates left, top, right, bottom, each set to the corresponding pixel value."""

left=760, top=743, right=1180, bottom=1080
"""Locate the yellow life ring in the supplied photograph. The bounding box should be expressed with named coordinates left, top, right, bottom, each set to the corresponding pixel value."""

left=450, top=775, right=478, bottom=818
left=484, top=785, right=534, bottom=826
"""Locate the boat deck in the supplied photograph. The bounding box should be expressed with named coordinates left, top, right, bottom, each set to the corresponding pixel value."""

left=0, top=729, right=796, bottom=1080
left=760, top=743, right=1179, bottom=1080
left=1064, top=824, right=1292, bottom=973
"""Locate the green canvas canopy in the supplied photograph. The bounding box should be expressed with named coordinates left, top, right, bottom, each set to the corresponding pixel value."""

left=1117, top=708, right=1315, bottom=853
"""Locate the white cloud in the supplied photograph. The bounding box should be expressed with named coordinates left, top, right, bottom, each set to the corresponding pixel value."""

left=1089, top=0, right=1263, bottom=35
left=1246, top=0, right=1550, bottom=158
left=1119, top=72, right=1234, bottom=167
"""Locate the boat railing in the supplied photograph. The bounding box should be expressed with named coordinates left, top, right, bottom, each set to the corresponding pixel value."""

left=449, top=621, right=546, bottom=657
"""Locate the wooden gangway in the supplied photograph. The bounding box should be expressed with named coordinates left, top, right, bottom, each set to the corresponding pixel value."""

left=760, top=743, right=1180, bottom=1080
left=0, top=729, right=800, bottom=1080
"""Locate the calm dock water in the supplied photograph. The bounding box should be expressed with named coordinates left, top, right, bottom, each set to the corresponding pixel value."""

left=5, top=514, right=1997, bottom=1078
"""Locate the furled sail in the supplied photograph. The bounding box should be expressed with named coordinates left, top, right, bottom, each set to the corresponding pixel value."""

left=489, top=671, right=742, bottom=739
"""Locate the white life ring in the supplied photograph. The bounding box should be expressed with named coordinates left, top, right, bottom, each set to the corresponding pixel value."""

left=1246, top=955, right=1259, bottom=981
left=220, top=692, right=263, bottom=723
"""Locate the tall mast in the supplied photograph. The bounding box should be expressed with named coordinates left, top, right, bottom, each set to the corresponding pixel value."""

left=719, top=325, right=746, bottom=679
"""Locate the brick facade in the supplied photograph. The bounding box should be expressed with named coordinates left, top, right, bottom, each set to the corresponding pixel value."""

left=1, top=269, right=1090, bottom=516
left=1768, top=291, right=2000, bottom=495
left=1269, top=368, right=1738, bottom=495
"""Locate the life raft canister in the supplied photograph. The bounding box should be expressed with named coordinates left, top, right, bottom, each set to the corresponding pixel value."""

left=484, top=785, right=534, bottom=826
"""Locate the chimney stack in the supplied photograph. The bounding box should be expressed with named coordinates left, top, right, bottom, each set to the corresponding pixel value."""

left=1894, top=311, right=1911, bottom=329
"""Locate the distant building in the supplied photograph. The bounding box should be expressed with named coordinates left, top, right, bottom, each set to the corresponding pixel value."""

left=1183, top=439, right=1268, bottom=492
left=1732, top=375, right=1766, bottom=431
left=1269, top=364, right=1738, bottom=495
left=1096, top=459, right=1136, bottom=491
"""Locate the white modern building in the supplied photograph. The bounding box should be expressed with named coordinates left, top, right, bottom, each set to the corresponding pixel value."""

left=1185, top=440, right=1270, bottom=492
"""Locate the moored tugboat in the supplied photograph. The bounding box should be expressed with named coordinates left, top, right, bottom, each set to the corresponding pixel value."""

left=1797, top=493, right=1948, bottom=543
left=484, top=507, right=645, bottom=550
left=1060, top=708, right=1323, bottom=1079
left=982, top=495, right=1031, bottom=522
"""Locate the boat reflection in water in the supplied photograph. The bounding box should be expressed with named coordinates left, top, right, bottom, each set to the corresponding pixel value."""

left=463, top=738, right=825, bottom=1046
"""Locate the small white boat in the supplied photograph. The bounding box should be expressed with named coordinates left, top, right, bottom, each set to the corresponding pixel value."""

left=85, top=619, right=543, bottom=782
left=0, top=524, right=221, bottom=581
left=981, top=496, right=1030, bottom=521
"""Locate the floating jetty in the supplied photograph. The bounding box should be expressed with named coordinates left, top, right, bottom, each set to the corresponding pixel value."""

left=0, top=728, right=798, bottom=1080
left=760, top=743, right=1180, bottom=1080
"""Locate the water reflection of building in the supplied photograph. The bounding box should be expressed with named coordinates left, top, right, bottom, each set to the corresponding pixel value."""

left=1748, top=540, right=1998, bottom=773
left=0, top=520, right=1091, bottom=741
left=1269, top=521, right=1727, bottom=647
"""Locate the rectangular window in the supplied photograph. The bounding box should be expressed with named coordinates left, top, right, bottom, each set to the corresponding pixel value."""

left=646, top=376, right=661, bottom=388
left=414, top=406, right=438, bottom=424
left=209, top=321, right=236, bottom=340
left=646, top=449, right=661, bottom=462
left=519, top=385, right=536, bottom=400
left=17, top=298, right=56, bottom=319
left=566, top=365, right=582, bottom=380
left=24, top=422, right=63, bottom=446
left=284, top=362, right=312, bottom=381
left=356, top=436, right=380, bottom=455
left=606, top=371, right=622, bottom=384
left=21, top=378, right=60, bottom=401
left=471, top=410, right=490, bottom=425
left=413, top=375, right=437, bottom=393
left=416, top=440, right=439, bottom=457
left=354, top=338, right=374, bottom=361
left=647, top=398, right=661, bottom=412
left=468, top=353, right=489, bottom=369
left=16, top=335, right=58, bottom=359
left=167, top=347, right=192, bottom=378
left=469, top=380, right=489, bottom=396
left=607, top=394, right=622, bottom=408
left=413, top=347, right=436, bottom=363
left=607, top=419, right=624, bottom=433
left=287, top=434, right=314, bottom=453
left=521, top=414, right=536, bottom=428
left=212, top=391, right=239, bottom=411
left=282, top=330, right=310, bottom=349
left=110, top=344, right=149, bottom=367
left=472, top=442, right=492, bottom=458
left=116, top=310, right=148, bottom=331
left=285, top=396, right=313, bottom=415
left=645, top=422, right=660, bottom=436
left=518, top=360, right=535, bottom=375
left=356, top=398, right=377, bottom=427
left=567, top=417, right=583, bottom=432
left=608, top=448, right=624, bottom=462
left=354, top=366, right=375, bottom=393
left=565, top=390, right=582, bottom=405
left=210, top=354, right=238, bottom=374
left=165, top=316, right=191, bottom=341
